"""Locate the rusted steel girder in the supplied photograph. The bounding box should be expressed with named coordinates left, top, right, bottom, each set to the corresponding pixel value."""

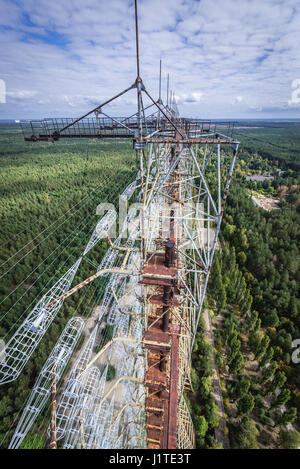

left=168, top=324, right=180, bottom=449
left=142, top=144, right=181, bottom=448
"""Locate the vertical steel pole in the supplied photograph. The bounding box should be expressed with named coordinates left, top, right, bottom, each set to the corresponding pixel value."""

left=50, top=364, right=57, bottom=449
left=167, top=74, right=169, bottom=107
left=209, top=146, right=238, bottom=267
left=217, top=143, right=221, bottom=214
left=134, top=0, right=140, bottom=80
left=192, top=145, right=239, bottom=349
left=159, top=59, right=162, bottom=103
left=134, top=0, right=145, bottom=261
left=158, top=59, right=162, bottom=128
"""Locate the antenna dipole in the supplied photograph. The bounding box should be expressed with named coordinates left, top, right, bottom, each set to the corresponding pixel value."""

left=167, top=73, right=169, bottom=107
left=134, top=0, right=141, bottom=80
left=159, top=59, right=162, bottom=103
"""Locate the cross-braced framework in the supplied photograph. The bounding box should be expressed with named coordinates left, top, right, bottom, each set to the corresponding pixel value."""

left=9, top=317, right=84, bottom=449
left=138, top=125, right=238, bottom=448
left=0, top=202, right=119, bottom=386
left=4, top=0, right=240, bottom=449
left=0, top=258, right=83, bottom=385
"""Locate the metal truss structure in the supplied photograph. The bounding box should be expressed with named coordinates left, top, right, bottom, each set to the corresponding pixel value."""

left=0, top=182, right=131, bottom=386
left=4, top=0, right=239, bottom=450
left=9, top=317, right=84, bottom=449
left=0, top=258, right=83, bottom=385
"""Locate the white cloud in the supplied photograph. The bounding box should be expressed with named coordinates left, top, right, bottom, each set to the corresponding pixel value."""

left=0, top=79, right=6, bottom=103
left=6, top=90, right=39, bottom=99
left=234, top=96, right=244, bottom=104
left=175, top=92, right=203, bottom=104
left=0, top=0, right=299, bottom=118
left=288, top=78, right=300, bottom=106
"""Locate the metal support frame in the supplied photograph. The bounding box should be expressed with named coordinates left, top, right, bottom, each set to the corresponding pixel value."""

left=7, top=0, right=240, bottom=450
left=9, top=317, right=84, bottom=449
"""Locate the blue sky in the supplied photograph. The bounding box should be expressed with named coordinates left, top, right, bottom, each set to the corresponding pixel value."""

left=0, top=0, right=300, bottom=119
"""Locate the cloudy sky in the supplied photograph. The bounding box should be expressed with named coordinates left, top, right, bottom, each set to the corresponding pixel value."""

left=0, top=0, right=300, bottom=119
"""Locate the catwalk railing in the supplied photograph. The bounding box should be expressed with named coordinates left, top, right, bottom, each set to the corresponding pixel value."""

left=20, top=117, right=236, bottom=142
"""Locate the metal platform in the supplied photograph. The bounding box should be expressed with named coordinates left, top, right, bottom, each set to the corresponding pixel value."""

left=20, top=116, right=236, bottom=143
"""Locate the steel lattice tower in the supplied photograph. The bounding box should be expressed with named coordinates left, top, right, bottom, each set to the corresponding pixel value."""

left=3, top=0, right=239, bottom=449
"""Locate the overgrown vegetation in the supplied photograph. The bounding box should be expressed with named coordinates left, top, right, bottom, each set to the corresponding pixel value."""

left=189, top=120, right=300, bottom=449
left=0, top=120, right=299, bottom=449
left=0, top=123, right=136, bottom=447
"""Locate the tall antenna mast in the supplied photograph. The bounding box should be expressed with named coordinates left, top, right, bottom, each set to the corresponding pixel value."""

left=134, top=0, right=143, bottom=144
left=167, top=73, right=169, bottom=107
left=10, top=0, right=240, bottom=451
left=135, top=0, right=141, bottom=80
left=159, top=59, right=162, bottom=103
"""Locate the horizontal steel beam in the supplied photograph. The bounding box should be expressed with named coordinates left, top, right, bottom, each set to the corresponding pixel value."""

left=145, top=138, right=239, bottom=144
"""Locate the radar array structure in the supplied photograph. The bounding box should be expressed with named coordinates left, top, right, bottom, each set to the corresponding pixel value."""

left=3, top=0, right=239, bottom=449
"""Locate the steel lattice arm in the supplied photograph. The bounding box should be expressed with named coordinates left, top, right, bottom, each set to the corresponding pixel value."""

left=9, top=317, right=84, bottom=449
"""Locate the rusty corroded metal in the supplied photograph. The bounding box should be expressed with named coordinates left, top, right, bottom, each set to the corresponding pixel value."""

left=12, top=0, right=240, bottom=451
left=50, top=364, right=57, bottom=450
